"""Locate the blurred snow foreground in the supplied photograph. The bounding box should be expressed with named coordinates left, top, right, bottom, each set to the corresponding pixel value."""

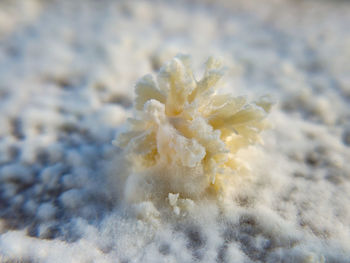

left=0, top=0, right=350, bottom=262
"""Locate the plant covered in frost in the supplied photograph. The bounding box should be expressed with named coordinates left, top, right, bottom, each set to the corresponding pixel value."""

left=114, top=55, right=271, bottom=201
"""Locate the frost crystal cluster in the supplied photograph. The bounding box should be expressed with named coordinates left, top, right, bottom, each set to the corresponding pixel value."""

left=114, top=55, right=271, bottom=201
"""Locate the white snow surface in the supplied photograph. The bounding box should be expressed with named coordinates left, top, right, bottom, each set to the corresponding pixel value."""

left=0, top=0, right=350, bottom=262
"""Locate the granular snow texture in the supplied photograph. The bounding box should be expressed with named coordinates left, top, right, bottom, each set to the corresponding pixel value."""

left=0, top=0, right=349, bottom=262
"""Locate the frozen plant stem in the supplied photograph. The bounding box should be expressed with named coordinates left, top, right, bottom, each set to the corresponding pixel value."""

left=113, top=54, right=271, bottom=204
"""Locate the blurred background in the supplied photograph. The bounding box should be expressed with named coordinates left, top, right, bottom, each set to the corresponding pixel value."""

left=0, top=0, right=349, bottom=261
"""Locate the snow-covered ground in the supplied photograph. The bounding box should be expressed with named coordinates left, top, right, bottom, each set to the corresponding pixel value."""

left=0, top=0, right=349, bottom=262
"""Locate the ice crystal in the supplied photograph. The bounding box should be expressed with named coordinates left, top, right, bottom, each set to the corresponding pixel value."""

left=114, top=54, right=271, bottom=200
